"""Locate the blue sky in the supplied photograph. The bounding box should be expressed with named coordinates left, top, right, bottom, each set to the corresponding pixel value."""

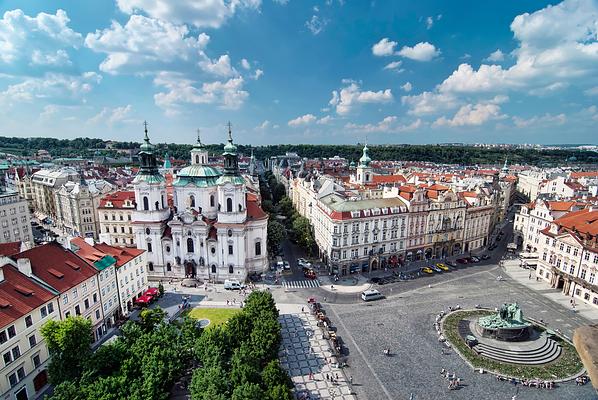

left=0, top=0, right=597, bottom=145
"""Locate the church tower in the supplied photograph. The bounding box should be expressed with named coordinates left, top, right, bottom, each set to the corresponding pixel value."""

left=190, top=129, right=209, bottom=165
left=132, top=122, right=170, bottom=274
left=216, top=123, right=246, bottom=225
left=356, top=143, right=373, bottom=185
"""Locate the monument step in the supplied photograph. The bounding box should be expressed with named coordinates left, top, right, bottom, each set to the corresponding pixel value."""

left=474, top=340, right=562, bottom=365
left=473, top=336, right=552, bottom=356
left=476, top=346, right=562, bottom=365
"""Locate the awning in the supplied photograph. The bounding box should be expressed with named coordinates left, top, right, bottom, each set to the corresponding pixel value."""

left=135, top=295, right=153, bottom=304
left=144, top=287, right=159, bottom=297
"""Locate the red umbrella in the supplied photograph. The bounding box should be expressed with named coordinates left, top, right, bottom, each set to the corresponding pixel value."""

left=144, top=287, right=159, bottom=297
left=135, top=295, right=152, bottom=304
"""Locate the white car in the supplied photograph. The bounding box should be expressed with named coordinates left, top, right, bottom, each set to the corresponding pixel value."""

left=283, top=261, right=290, bottom=270
left=297, top=258, right=311, bottom=268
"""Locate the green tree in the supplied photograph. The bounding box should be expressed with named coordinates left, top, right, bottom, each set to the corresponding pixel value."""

left=231, top=382, right=265, bottom=400
left=138, top=306, right=167, bottom=331
left=243, top=291, right=279, bottom=322
left=41, top=316, right=92, bottom=385
left=272, top=183, right=287, bottom=204
left=267, top=220, right=286, bottom=254
left=261, top=360, right=292, bottom=389
left=267, top=384, right=294, bottom=400
left=278, top=196, right=294, bottom=218
left=190, top=365, right=230, bottom=400
left=292, top=215, right=315, bottom=255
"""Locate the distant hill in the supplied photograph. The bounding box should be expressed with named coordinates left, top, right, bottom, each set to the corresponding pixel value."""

left=0, top=136, right=596, bottom=167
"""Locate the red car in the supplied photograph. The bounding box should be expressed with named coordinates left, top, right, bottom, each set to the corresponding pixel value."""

left=456, top=258, right=469, bottom=264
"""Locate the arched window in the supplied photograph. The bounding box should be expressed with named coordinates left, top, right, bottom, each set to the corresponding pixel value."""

left=210, top=195, right=215, bottom=207
left=161, top=195, right=165, bottom=208
left=166, top=263, right=172, bottom=272
left=211, top=265, right=216, bottom=273
left=195, top=155, right=199, bottom=164
left=255, top=241, right=261, bottom=256
left=143, top=196, right=149, bottom=210
left=228, top=265, right=234, bottom=274
left=187, top=238, right=194, bottom=253
left=189, top=195, right=195, bottom=208
left=226, top=198, right=233, bottom=212
left=155, top=201, right=159, bottom=210
left=238, top=204, right=242, bottom=212
left=148, top=262, right=154, bottom=271
left=147, top=241, right=152, bottom=252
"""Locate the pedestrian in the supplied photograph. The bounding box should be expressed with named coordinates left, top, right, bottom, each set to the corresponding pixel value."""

left=528, top=273, right=531, bottom=280
left=308, top=372, right=313, bottom=380
left=350, top=376, right=353, bottom=385
left=323, top=296, right=327, bottom=302
left=226, top=300, right=229, bottom=306
left=335, top=373, right=339, bottom=380
left=302, top=306, right=305, bottom=313
left=326, top=373, right=329, bottom=381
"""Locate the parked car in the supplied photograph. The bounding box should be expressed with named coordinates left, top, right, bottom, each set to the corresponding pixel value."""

left=430, top=265, right=442, bottom=272
left=283, top=261, right=290, bottom=270
left=456, top=258, right=469, bottom=264
left=224, top=280, right=246, bottom=290
left=421, top=267, right=434, bottom=274
left=361, top=289, right=384, bottom=302
left=471, top=256, right=480, bottom=263
left=481, top=254, right=491, bottom=260
left=436, top=263, right=449, bottom=271
left=446, top=261, right=457, bottom=267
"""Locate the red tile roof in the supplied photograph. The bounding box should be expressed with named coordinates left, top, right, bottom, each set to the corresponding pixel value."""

left=14, top=242, right=98, bottom=293
left=98, top=190, right=136, bottom=209
left=0, top=242, right=21, bottom=257
left=246, top=194, right=268, bottom=221
left=371, top=174, right=406, bottom=184
left=94, top=243, right=144, bottom=267
left=547, top=201, right=576, bottom=212
left=0, top=264, right=56, bottom=328
left=553, top=209, right=598, bottom=236
left=570, top=171, right=598, bottom=179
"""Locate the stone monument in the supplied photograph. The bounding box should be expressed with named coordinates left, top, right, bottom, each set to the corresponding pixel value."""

left=477, top=302, right=532, bottom=341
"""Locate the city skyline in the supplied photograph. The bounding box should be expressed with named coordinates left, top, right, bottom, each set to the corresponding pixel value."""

left=1, top=0, right=598, bottom=145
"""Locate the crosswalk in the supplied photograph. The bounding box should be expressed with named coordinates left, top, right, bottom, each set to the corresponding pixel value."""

left=283, top=279, right=321, bottom=289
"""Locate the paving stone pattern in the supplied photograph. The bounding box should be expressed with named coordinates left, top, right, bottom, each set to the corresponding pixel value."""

left=279, top=312, right=356, bottom=400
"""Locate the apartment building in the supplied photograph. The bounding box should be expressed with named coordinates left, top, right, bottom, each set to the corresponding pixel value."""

left=461, top=191, right=495, bottom=253
left=54, top=179, right=112, bottom=239
left=315, top=193, right=408, bottom=275
left=425, top=184, right=467, bottom=258
left=536, top=209, right=598, bottom=309
left=71, top=238, right=146, bottom=318
left=97, top=191, right=137, bottom=247
left=14, top=243, right=106, bottom=342
left=0, top=263, right=58, bottom=400
left=30, top=168, right=79, bottom=219
left=0, top=190, right=32, bottom=246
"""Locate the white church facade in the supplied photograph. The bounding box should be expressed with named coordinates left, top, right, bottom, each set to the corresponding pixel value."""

left=132, top=125, right=269, bottom=282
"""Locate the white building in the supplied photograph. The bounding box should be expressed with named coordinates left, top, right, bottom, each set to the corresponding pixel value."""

left=0, top=190, right=32, bottom=245
left=516, top=168, right=565, bottom=201
left=536, top=209, right=598, bottom=309
left=97, top=191, right=137, bottom=247
left=0, top=263, right=57, bottom=400
left=133, top=127, right=268, bottom=282
left=30, top=168, right=79, bottom=220
left=54, top=179, right=113, bottom=239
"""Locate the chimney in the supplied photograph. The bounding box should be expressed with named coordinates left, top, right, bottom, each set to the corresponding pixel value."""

left=84, top=237, right=95, bottom=247
left=17, top=258, right=32, bottom=277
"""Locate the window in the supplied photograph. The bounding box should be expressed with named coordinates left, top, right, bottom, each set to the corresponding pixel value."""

left=143, top=196, right=149, bottom=210
left=155, top=201, right=159, bottom=210
left=228, top=245, right=233, bottom=255
left=3, top=351, right=11, bottom=365
left=187, top=238, right=194, bottom=253
left=95, top=310, right=100, bottom=320
left=48, top=302, right=54, bottom=314
left=11, top=346, right=20, bottom=360
left=210, top=195, right=215, bottom=207
left=189, top=195, right=196, bottom=208
left=25, top=315, right=32, bottom=328
left=211, top=247, right=216, bottom=255
left=147, top=242, right=152, bottom=252
left=148, top=262, right=154, bottom=271
left=211, top=265, right=216, bottom=273
left=7, top=325, right=16, bottom=339
left=226, top=198, right=233, bottom=212
left=40, top=307, right=47, bottom=319
left=84, top=299, right=89, bottom=310
left=255, top=242, right=261, bottom=256
left=75, top=305, right=81, bottom=315
left=166, top=263, right=171, bottom=272
left=8, top=372, right=17, bottom=387
left=229, top=265, right=234, bottom=274
left=29, top=335, right=36, bottom=348
left=33, top=354, right=41, bottom=368
left=93, top=293, right=98, bottom=303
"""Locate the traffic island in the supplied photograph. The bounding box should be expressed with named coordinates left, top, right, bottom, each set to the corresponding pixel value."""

left=442, top=308, right=585, bottom=381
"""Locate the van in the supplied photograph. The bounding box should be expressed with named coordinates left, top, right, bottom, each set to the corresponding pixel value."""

left=224, top=280, right=245, bottom=290
left=361, top=289, right=383, bottom=302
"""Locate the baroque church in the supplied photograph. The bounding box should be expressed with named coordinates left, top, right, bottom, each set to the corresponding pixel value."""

left=132, top=124, right=268, bottom=282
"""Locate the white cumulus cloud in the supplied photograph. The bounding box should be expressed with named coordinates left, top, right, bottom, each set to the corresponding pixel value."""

left=485, top=49, right=505, bottom=62
left=433, top=103, right=506, bottom=127
left=372, top=38, right=398, bottom=56
left=401, top=82, right=412, bottom=92
left=116, top=0, right=261, bottom=29
left=397, top=42, right=440, bottom=61
left=288, top=114, right=317, bottom=127
left=329, top=81, right=393, bottom=115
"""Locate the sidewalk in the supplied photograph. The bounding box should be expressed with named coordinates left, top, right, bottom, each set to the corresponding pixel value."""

left=502, top=260, right=598, bottom=323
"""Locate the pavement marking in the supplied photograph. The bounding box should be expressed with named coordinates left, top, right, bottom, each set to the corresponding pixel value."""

left=283, top=279, right=321, bottom=289
left=328, top=306, right=394, bottom=400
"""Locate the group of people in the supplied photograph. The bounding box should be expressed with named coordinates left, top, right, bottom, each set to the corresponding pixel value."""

left=441, top=369, right=461, bottom=390
left=496, top=375, right=556, bottom=389
left=575, top=375, right=589, bottom=386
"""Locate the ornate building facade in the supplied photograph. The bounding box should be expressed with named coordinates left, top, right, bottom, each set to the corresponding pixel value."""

left=132, top=125, right=268, bottom=282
